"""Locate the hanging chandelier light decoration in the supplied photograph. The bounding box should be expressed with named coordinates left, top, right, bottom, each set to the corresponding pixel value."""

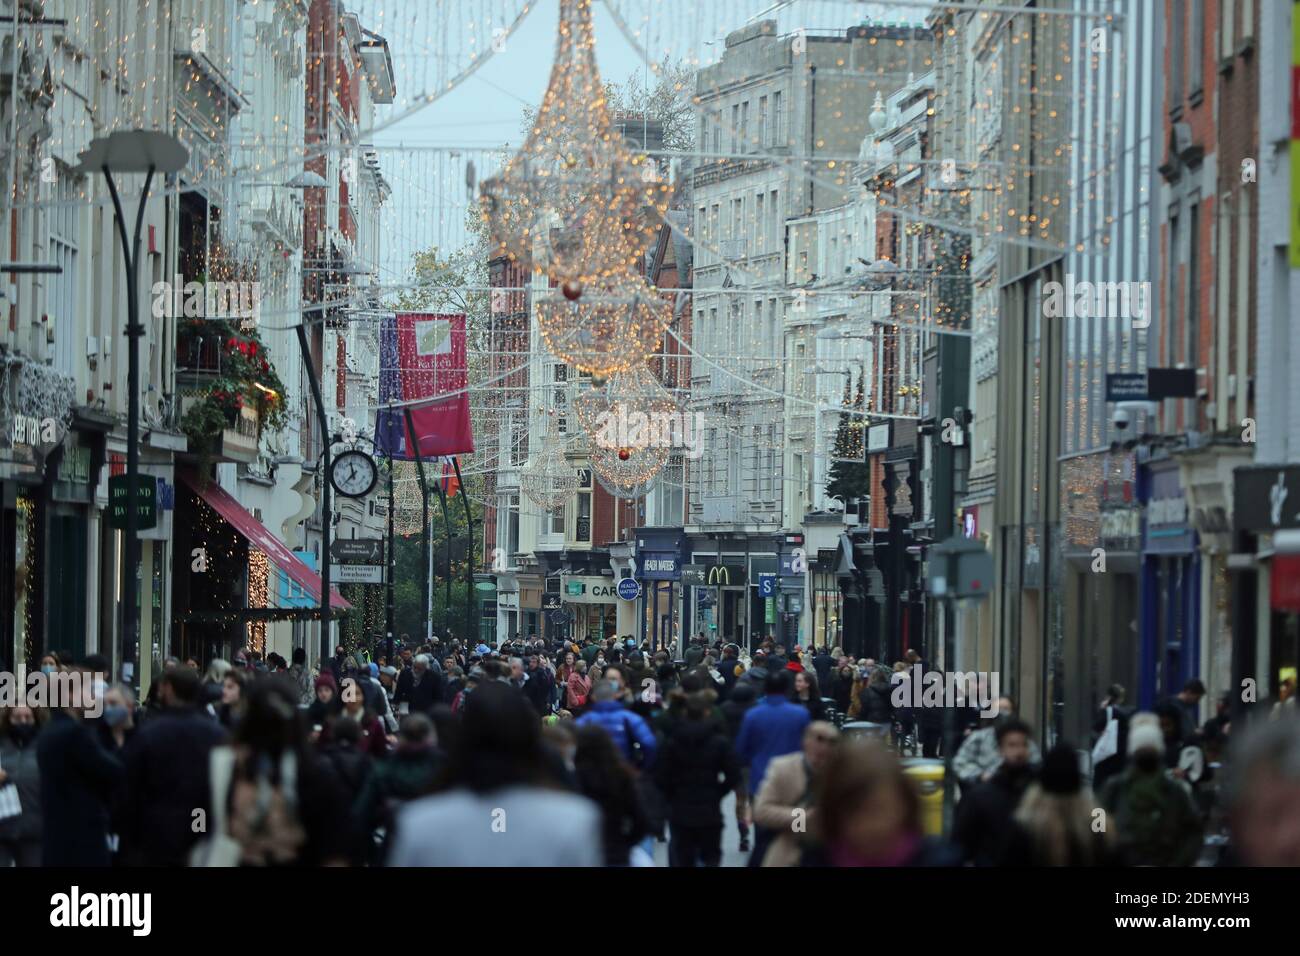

left=479, top=0, right=670, bottom=286
left=590, top=442, right=668, bottom=499
left=575, top=361, right=680, bottom=449
left=520, top=429, right=580, bottom=513
left=387, top=463, right=425, bottom=536
left=536, top=267, right=670, bottom=376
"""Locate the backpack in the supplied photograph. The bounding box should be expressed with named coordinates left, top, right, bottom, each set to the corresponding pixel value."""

left=191, top=746, right=306, bottom=867
left=1107, top=772, right=1194, bottom=866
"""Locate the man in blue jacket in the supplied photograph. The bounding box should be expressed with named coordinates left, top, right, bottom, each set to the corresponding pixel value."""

left=735, top=670, right=810, bottom=796
left=575, top=679, right=657, bottom=769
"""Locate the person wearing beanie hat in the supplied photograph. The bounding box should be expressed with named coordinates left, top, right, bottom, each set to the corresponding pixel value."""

left=1098, top=711, right=1203, bottom=866
left=307, top=671, right=342, bottom=730
left=1003, top=744, right=1115, bottom=866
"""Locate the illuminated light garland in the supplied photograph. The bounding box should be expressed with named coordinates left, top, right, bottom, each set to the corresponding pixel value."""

left=590, top=440, right=668, bottom=498
left=479, top=0, right=670, bottom=286
left=574, top=361, right=679, bottom=445
left=520, top=430, right=581, bottom=513
left=247, top=550, right=269, bottom=655
left=536, top=268, right=670, bottom=376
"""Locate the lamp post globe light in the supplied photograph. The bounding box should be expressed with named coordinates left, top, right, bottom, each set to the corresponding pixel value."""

left=74, top=130, right=188, bottom=687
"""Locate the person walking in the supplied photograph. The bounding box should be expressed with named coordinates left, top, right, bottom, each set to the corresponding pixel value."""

left=655, top=690, right=740, bottom=867
left=120, top=665, right=229, bottom=866
left=388, top=682, right=601, bottom=866
left=0, top=705, right=45, bottom=867
left=952, top=718, right=1038, bottom=866
left=37, top=684, right=124, bottom=867
left=752, top=721, right=839, bottom=866
left=735, top=671, right=811, bottom=797
left=1099, top=713, right=1203, bottom=866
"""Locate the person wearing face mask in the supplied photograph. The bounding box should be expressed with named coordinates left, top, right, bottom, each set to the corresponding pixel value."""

left=952, top=696, right=1042, bottom=795
left=98, top=683, right=138, bottom=756
left=951, top=718, right=1039, bottom=866
left=37, top=675, right=125, bottom=867
left=0, top=705, right=45, bottom=866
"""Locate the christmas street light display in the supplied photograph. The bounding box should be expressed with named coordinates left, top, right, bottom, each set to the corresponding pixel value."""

left=520, top=430, right=580, bottom=513
left=574, top=361, right=679, bottom=443
left=590, top=441, right=668, bottom=498
left=479, top=0, right=670, bottom=287
left=536, top=266, right=670, bottom=376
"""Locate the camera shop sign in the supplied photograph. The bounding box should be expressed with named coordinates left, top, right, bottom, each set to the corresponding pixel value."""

left=560, top=575, right=620, bottom=604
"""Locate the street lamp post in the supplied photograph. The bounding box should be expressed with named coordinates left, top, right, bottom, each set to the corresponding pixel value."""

left=75, top=130, right=187, bottom=684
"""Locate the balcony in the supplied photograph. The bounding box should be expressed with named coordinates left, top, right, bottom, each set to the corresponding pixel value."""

left=177, top=387, right=260, bottom=464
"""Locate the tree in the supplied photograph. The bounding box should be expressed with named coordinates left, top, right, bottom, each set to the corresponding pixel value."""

left=825, top=372, right=871, bottom=502
left=518, top=57, right=697, bottom=153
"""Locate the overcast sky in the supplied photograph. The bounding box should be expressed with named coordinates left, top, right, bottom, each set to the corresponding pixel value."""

left=358, top=0, right=919, bottom=282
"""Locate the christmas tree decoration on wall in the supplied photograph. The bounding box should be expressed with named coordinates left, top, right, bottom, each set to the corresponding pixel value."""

left=478, top=0, right=670, bottom=286
left=536, top=268, right=669, bottom=376
left=520, top=431, right=580, bottom=513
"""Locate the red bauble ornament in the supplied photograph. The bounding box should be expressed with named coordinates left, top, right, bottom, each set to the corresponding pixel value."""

left=618, top=447, right=631, bottom=461
left=561, top=280, right=583, bottom=301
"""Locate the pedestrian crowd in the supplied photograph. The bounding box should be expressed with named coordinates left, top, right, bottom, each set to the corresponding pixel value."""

left=1, top=637, right=1297, bottom=868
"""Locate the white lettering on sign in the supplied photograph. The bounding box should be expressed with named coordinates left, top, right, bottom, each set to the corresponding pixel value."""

left=1149, top=497, right=1187, bottom=526
left=643, top=559, right=674, bottom=572
left=1100, top=510, right=1140, bottom=541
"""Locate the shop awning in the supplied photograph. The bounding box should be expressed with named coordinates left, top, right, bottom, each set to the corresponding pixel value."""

left=180, top=470, right=351, bottom=611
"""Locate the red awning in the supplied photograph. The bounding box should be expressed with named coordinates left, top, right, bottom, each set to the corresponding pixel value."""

left=180, top=470, right=351, bottom=611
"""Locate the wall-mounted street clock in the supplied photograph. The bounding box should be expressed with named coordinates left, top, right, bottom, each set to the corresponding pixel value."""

left=330, top=449, right=378, bottom=499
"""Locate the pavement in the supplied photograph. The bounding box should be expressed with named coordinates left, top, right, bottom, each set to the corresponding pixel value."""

left=653, top=790, right=751, bottom=867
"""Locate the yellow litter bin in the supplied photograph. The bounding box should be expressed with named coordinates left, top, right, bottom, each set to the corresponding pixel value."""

left=902, top=758, right=945, bottom=837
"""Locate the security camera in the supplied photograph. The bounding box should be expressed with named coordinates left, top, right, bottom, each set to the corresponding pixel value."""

left=1113, top=407, right=1131, bottom=431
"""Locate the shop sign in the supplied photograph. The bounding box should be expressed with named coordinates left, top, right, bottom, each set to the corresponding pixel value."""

left=58, top=444, right=91, bottom=484
left=1149, top=495, right=1188, bottom=527
left=1234, top=466, right=1300, bottom=532
left=1100, top=508, right=1141, bottom=544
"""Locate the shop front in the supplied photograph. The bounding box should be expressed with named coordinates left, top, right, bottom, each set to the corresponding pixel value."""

left=1140, top=459, right=1200, bottom=708
left=170, top=469, right=350, bottom=666
left=1231, top=465, right=1300, bottom=711
left=635, top=528, right=685, bottom=654
left=559, top=574, right=618, bottom=644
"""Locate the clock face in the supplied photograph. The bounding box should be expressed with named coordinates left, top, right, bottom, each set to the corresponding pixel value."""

left=331, top=450, right=377, bottom=498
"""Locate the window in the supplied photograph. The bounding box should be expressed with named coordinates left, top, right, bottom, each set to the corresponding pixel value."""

left=1170, top=0, right=1184, bottom=108
left=711, top=112, right=721, bottom=154
left=1241, top=0, right=1252, bottom=40
left=772, top=92, right=783, bottom=146
left=740, top=101, right=749, bottom=151
left=1166, top=211, right=1179, bottom=367
left=731, top=104, right=740, bottom=152
left=574, top=468, right=592, bottom=543
left=755, top=192, right=765, bottom=253
left=758, top=96, right=768, bottom=146
left=1189, top=0, right=1203, bottom=95
left=1220, top=0, right=1234, bottom=59
left=551, top=503, right=566, bottom=534
left=48, top=174, right=80, bottom=374
left=1187, top=199, right=1199, bottom=369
